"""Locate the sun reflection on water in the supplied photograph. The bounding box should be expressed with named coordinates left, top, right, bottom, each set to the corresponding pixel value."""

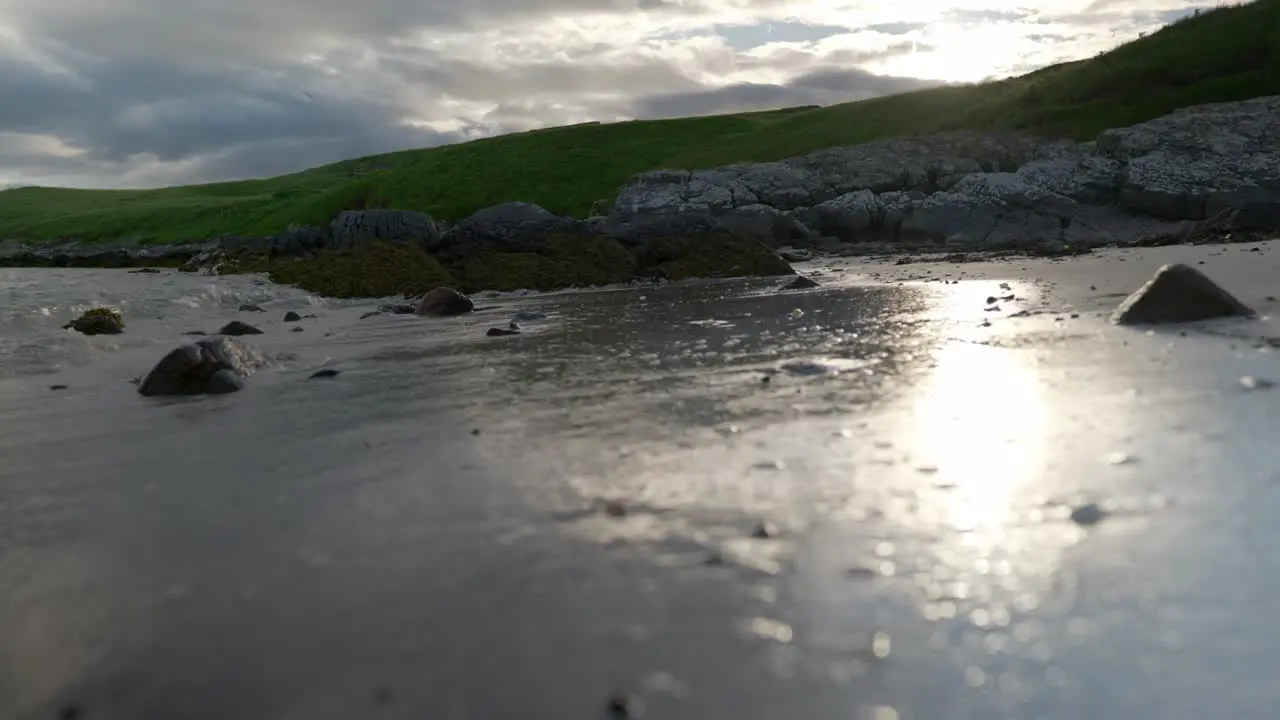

left=910, top=338, right=1048, bottom=540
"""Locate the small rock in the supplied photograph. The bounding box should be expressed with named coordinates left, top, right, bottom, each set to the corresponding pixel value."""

left=604, top=500, right=628, bottom=518
left=986, top=296, right=998, bottom=304
left=779, top=275, right=821, bottom=290
left=605, top=691, right=643, bottom=718
left=779, top=250, right=811, bottom=263
left=63, top=308, right=124, bottom=335
left=1069, top=502, right=1107, bottom=526
left=217, top=321, right=263, bottom=336
left=49, top=384, right=68, bottom=391
left=239, top=304, right=266, bottom=312
left=1112, top=263, right=1254, bottom=325
left=750, top=521, right=779, bottom=539
left=486, top=327, right=521, bottom=337
left=416, top=287, right=474, bottom=317
left=183, top=330, right=207, bottom=336
left=309, top=368, right=342, bottom=379
left=291, top=326, right=304, bottom=332
left=1240, top=375, right=1275, bottom=390
left=129, top=267, right=161, bottom=274
left=508, top=320, right=521, bottom=330
left=283, top=311, right=302, bottom=322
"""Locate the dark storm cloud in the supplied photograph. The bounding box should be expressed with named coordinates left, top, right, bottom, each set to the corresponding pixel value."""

left=628, top=68, right=940, bottom=119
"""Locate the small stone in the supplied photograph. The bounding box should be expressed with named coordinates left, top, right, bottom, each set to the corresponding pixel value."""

left=606, top=691, right=643, bottom=718
left=1069, top=502, right=1107, bottom=526
left=604, top=500, right=628, bottom=518
left=309, top=368, right=342, bottom=379
left=1113, top=263, right=1253, bottom=325
left=986, top=296, right=998, bottom=304
left=238, top=304, right=265, bottom=312
left=138, top=337, right=273, bottom=396
left=217, top=321, right=263, bottom=336
left=1240, top=375, right=1275, bottom=390
left=183, top=330, right=207, bottom=336
left=999, top=283, right=1011, bottom=290
left=291, top=327, right=304, bottom=332
left=416, top=287, right=474, bottom=317
left=470, top=428, right=481, bottom=435
left=779, top=275, right=821, bottom=290
left=750, top=521, right=779, bottom=539
left=49, top=384, right=68, bottom=391
left=487, top=327, right=521, bottom=337
left=283, top=311, right=302, bottom=322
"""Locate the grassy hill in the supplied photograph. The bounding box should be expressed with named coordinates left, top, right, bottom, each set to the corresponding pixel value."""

left=1, top=0, right=1277, bottom=244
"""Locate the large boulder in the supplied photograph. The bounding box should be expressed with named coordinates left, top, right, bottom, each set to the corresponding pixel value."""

left=416, top=287, right=474, bottom=316
left=138, top=337, right=275, bottom=396
left=328, top=210, right=440, bottom=252
left=435, top=202, right=585, bottom=259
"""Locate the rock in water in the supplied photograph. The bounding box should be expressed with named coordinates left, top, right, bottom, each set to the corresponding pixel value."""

left=283, top=311, right=302, bottom=322
left=217, top=320, right=264, bottom=336
left=486, top=327, right=521, bottom=337
left=416, top=287, right=474, bottom=316
left=62, top=308, right=124, bottom=335
left=1111, top=263, right=1254, bottom=325
left=239, top=304, right=266, bottom=312
left=779, top=275, right=821, bottom=290
left=137, top=337, right=273, bottom=396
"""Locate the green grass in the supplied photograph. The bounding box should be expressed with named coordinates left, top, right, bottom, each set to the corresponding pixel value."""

left=2, top=0, right=1277, bottom=244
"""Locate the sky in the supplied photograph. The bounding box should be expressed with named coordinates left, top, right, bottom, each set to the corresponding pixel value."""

left=0, top=0, right=1211, bottom=189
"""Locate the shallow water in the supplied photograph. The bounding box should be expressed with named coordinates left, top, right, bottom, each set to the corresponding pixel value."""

left=3, top=266, right=1280, bottom=719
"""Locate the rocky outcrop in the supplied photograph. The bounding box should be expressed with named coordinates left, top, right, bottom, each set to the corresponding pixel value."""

left=137, top=337, right=274, bottom=396
left=327, top=210, right=440, bottom=252
left=607, top=97, right=1280, bottom=252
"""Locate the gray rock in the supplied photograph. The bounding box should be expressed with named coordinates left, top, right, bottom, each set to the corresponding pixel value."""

left=437, top=202, right=582, bottom=258
left=283, top=311, right=302, bottom=322
left=1111, top=263, right=1255, bottom=325
left=486, top=327, right=521, bottom=337
left=328, top=210, right=440, bottom=252
left=716, top=204, right=816, bottom=248
left=416, top=287, right=474, bottom=317
left=239, top=304, right=265, bottom=312
left=217, top=321, right=264, bottom=336
left=779, top=275, right=821, bottom=290
left=138, top=337, right=274, bottom=396
left=205, top=369, right=245, bottom=394
left=1098, top=97, right=1280, bottom=227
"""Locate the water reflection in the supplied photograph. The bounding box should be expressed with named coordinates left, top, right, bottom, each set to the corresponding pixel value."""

left=910, top=338, right=1048, bottom=537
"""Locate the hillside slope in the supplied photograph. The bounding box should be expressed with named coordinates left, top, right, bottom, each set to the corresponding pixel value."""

left=1, top=0, right=1277, bottom=244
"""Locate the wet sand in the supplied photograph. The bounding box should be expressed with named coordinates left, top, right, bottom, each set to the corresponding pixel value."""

left=2, top=240, right=1280, bottom=719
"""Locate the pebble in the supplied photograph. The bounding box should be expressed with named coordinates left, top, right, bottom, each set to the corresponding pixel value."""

left=1240, top=375, right=1275, bottom=390
left=309, top=368, right=342, bottom=379
left=1070, top=502, right=1107, bottom=526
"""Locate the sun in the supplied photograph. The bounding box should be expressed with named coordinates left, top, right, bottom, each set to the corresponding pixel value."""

left=871, top=21, right=1035, bottom=84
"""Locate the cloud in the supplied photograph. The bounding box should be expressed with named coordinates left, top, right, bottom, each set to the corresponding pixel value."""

left=0, top=0, right=1216, bottom=188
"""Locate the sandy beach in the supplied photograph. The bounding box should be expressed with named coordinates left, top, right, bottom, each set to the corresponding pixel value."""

left=2, top=239, right=1279, bottom=719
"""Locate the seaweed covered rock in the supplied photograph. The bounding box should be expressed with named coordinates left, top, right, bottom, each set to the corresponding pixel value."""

left=436, top=202, right=582, bottom=259
left=416, top=287, right=474, bottom=316
left=261, top=241, right=457, bottom=298
left=63, top=308, right=124, bottom=335
left=138, top=336, right=275, bottom=396
left=634, top=231, right=795, bottom=280
left=458, top=233, right=636, bottom=291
